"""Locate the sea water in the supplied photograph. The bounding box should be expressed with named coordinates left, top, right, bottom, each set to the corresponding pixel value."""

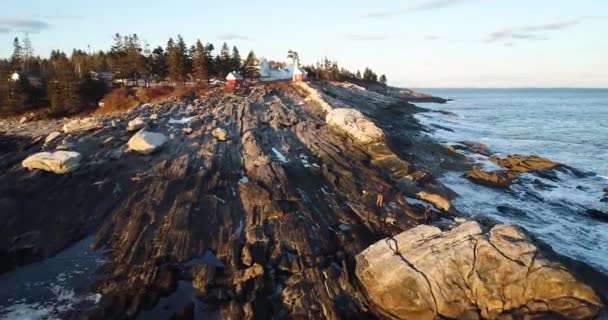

left=414, top=88, right=608, bottom=274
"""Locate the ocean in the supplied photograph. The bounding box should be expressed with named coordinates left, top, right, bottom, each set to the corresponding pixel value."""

left=415, top=88, right=608, bottom=274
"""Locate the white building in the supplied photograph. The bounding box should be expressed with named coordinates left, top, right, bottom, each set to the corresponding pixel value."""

left=256, top=51, right=307, bottom=82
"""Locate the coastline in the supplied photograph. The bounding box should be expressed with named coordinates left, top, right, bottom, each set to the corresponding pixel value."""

left=0, top=82, right=605, bottom=319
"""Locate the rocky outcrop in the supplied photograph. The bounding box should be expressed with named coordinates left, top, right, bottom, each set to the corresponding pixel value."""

left=416, top=191, right=451, bottom=213
left=490, top=155, right=560, bottom=173
left=457, top=141, right=491, bottom=156
left=126, top=117, right=146, bottom=131
left=465, top=169, right=517, bottom=188
left=21, top=151, right=82, bottom=174
left=356, top=221, right=603, bottom=320
left=326, top=108, right=385, bottom=144
left=63, top=117, right=103, bottom=133
left=127, top=130, right=167, bottom=154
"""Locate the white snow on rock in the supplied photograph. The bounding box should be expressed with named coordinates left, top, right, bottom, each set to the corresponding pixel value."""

left=212, top=128, right=227, bottom=141
left=326, top=108, right=385, bottom=144
left=63, top=118, right=103, bottom=134
left=44, top=132, right=61, bottom=144
left=169, top=117, right=193, bottom=124
left=272, top=148, right=288, bottom=163
left=22, top=151, right=82, bottom=174
left=127, top=131, right=167, bottom=155
left=126, top=117, right=146, bottom=131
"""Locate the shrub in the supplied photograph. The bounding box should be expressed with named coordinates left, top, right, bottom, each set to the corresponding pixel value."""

left=95, top=88, right=138, bottom=115
left=135, top=86, right=175, bottom=103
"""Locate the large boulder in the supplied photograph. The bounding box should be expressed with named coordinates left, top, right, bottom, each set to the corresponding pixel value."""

left=126, top=117, right=147, bottom=131
left=212, top=128, right=227, bottom=141
left=22, top=151, right=82, bottom=174
left=355, top=221, right=603, bottom=320
left=63, top=117, right=103, bottom=133
left=127, top=131, right=167, bottom=155
left=326, top=108, right=384, bottom=144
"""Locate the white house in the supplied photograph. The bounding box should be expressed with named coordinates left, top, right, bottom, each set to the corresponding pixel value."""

left=257, top=50, right=307, bottom=82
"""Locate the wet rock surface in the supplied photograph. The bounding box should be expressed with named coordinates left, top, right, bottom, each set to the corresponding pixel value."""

left=356, top=221, right=603, bottom=320
left=465, top=168, right=517, bottom=189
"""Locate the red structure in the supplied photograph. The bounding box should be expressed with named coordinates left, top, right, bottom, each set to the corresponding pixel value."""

left=292, top=66, right=306, bottom=82
left=226, top=72, right=245, bottom=88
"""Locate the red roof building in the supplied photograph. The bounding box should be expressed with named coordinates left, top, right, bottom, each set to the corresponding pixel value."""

left=226, top=72, right=245, bottom=88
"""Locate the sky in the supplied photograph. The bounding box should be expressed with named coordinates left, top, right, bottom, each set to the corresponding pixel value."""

left=1, top=0, right=607, bottom=87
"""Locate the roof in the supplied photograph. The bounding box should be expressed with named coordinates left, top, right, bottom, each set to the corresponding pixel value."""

left=226, top=72, right=244, bottom=80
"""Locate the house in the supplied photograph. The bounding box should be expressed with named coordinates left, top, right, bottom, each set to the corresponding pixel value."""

left=292, top=66, right=307, bottom=82
left=226, top=72, right=245, bottom=88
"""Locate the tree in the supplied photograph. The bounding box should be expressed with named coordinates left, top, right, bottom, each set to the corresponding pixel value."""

left=176, top=35, right=191, bottom=77
left=192, top=39, right=209, bottom=85
left=379, top=74, right=387, bottom=85
left=166, top=38, right=185, bottom=84
left=47, top=50, right=80, bottom=115
left=231, top=46, right=242, bottom=72
left=355, top=70, right=362, bottom=80
left=11, top=37, right=23, bottom=70
left=217, top=42, right=231, bottom=77
left=150, top=46, right=167, bottom=83
left=22, top=34, right=33, bottom=73
left=242, top=50, right=258, bottom=80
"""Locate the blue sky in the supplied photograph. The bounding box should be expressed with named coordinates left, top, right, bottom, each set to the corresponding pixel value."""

left=1, top=0, right=607, bottom=87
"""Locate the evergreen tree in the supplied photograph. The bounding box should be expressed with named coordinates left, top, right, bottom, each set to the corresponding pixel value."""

left=0, top=67, right=36, bottom=113
left=47, top=51, right=80, bottom=115
left=218, top=42, right=231, bottom=77
left=22, top=34, right=33, bottom=73
left=192, top=39, right=209, bottom=85
left=11, top=37, right=23, bottom=70
left=166, top=38, right=185, bottom=84
left=356, top=70, right=362, bottom=80
left=242, top=50, right=258, bottom=80
left=176, top=35, right=191, bottom=77
left=151, top=46, right=167, bottom=83
left=231, top=46, right=242, bottom=72
left=379, top=74, right=387, bottom=85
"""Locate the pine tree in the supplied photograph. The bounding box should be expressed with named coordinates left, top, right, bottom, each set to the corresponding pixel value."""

left=22, top=34, right=33, bottom=73
left=192, top=39, right=209, bottom=85
left=242, top=50, right=258, bottom=80
left=176, top=35, right=191, bottom=78
left=166, top=38, right=185, bottom=84
left=48, top=50, right=80, bottom=115
left=231, top=46, right=242, bottom=72
left=218, top=42, right=231, bottom=77
left=151, top=46, right=167, bottom=83
left=356, top=70, right=362, bottom=80
left=379, top=74, right=387, bottom=85
left=11, top=37, right=23, bottom=71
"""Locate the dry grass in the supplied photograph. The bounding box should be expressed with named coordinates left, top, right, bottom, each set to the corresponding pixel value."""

left=135, top=86, right=175, bottom=103
left=95, top=88, right=138, bottom=115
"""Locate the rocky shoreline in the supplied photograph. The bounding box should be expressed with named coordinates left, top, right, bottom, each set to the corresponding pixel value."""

left=0, top=82, right=605, bottom=319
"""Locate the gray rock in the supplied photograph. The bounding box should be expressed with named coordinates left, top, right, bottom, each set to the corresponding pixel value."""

left=63, top=117, right=103, bottom=133
left=21, top=151, right=82, bottom=174
left=44, top=132, right=62, bottom=144
left=355, top=221, right=603, bottom=320
left=126, top=117, right=146, bottom=131
left=212, top=128, right=227, bottom=141
left=127, top=130, right=167, bottom=155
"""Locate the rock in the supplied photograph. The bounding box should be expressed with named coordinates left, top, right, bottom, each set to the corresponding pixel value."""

left=241, top=246, right=253, bottom=267
left=192, top=265, right=216, bottom=297
left=490, top=154, right=560, bottom=173
left=355, top=221, right=603, bottom=320
left=126, top=117, right=146, bottom=131
left=586, top=209, right=608, bottom=222
left=212, top=128, right=227, bottom=141
left=110, top=150, right=123, bottom=160
left=19, top=116, right=28, bottom=124
left=102, top=137, right=115, bottom=145
left=460, top=141, right=491, bottom=156
left=182, top=127, right=193, bottom=135
left=465, top=169, right=517, bottom=188
left=416, top=191, right=451, bottom=213
left=169, top=302, right=194, bottom=320
left=127, top=131, right=167, bottom=155
left=326, top=108, right=384, bottom=144
left=233, top=263, right=264, bottom=284
left=150, top=113, right=158, bottom=120
left=22, top=151, right=82, bottom=174
left=63, top=117, right=103, bottom=133
left=44, top=131, right=61, bottom=144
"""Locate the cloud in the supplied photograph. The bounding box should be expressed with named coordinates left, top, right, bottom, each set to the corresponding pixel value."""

left=38, top=14, right=83, bottom=20
left=0, top=18, right=51, bottom=33
left=484, top=19, right=580, bottom=43
left=217, top=33, right=251, bottom=41
left=361, top=0, right=471, bottom=18
left=425, top=35, right=441, bottom=40
left=346, top=34, right=392, bottom=41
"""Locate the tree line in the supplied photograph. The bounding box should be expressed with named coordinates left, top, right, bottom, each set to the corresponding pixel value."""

left=303, top=58, right=386, bottom=85
left=1, top=34, right=387, bottom=117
